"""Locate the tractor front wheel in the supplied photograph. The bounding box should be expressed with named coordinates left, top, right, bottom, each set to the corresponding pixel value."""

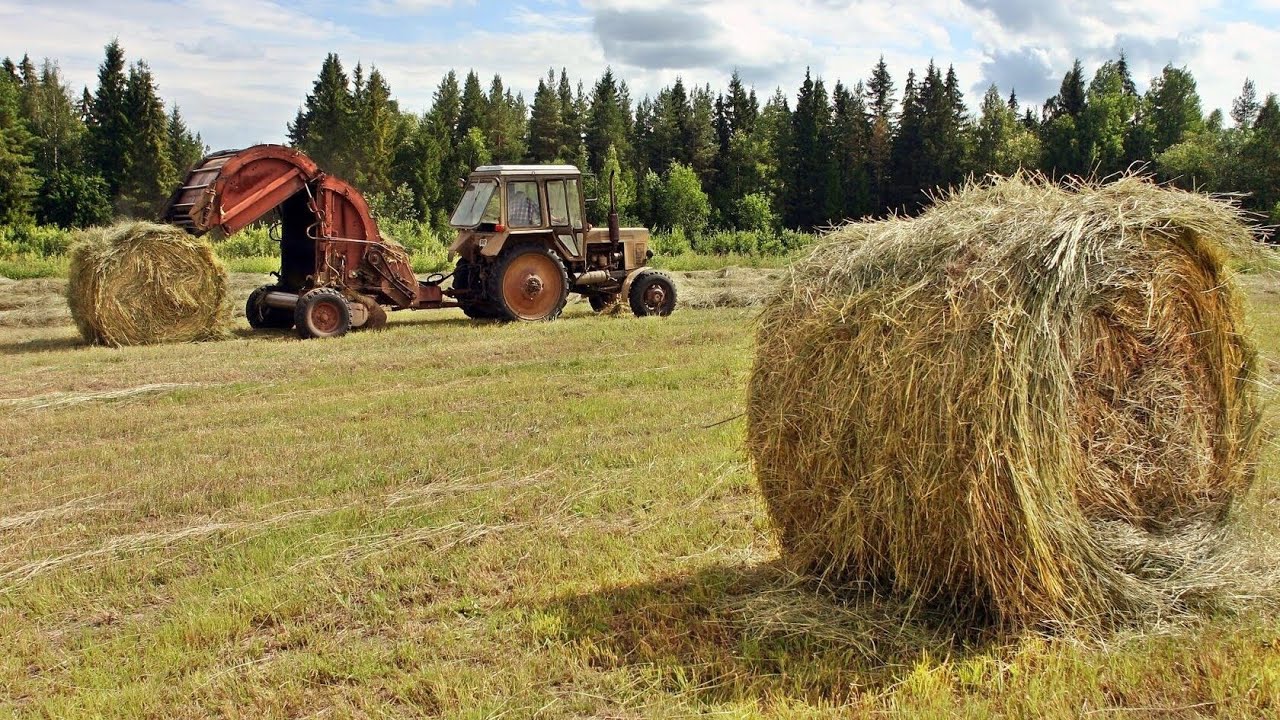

left=628, top=270, right=678, bottom=317
left=294, top=288, right=352, bottom=339
left=488, top=244, right=569, bottom=322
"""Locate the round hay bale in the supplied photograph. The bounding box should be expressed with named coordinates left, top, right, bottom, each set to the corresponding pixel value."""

left=67, top=222, right=230, bottom=346
left=747, top=175, right=1264, bottom=630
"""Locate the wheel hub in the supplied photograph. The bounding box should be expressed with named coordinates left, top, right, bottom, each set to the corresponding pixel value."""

left=311, top=301, right=341, bottom=333
left=522, top=275, right=545, bottom=297
left=644, top=284, right=667, bottom=310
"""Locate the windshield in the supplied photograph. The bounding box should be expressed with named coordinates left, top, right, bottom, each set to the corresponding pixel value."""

left=450, top=180, right=498, bottom=227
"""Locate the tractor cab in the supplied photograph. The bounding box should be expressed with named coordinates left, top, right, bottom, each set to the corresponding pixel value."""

left=446, top=165, right=676, bottom=321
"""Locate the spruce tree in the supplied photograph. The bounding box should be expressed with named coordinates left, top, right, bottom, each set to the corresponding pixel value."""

left=865, top=57, right=896, bottom=212
left=889, top=69, right=924, bottom=210
left=288, top=53, right=353, bottom=178
left=586, top=68, right=632, bottom=173
left=0, top=70, right=36, bottom=224
left=87, top=39, right=130, bottom=197
left=484, top=75, right=526, bottom=163
left=527, top=70, right=564, bottom=162
left=457, top=70, right=488, bottom=144
left=1041, top=59, right=1091, bottom=175
left=117, top=61, right=174, bottom=217
left=1139, top=64, right=1204, bottom=156
left=166, top=104, right=204, bottom=174
left=1084, top=58, right=1139, bottom=175
left=1231, top=79, right=1260, bottom=130
left=828, top=81, right=871, bottom=220
left=784, top=69, right=833, bottom=228
left=353, top=66, right=398, bottom=194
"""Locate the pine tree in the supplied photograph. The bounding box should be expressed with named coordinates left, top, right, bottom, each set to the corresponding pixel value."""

left=117, top=61, right=174, bottom=217
left=1239, top=94, right=1280, bottom=216
left=87, top=39, right=130, bottom=197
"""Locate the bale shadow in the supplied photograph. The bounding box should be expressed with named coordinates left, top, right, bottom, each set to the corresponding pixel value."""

left=0, top=335, right=86, bottom=355
left=537, top=560, right=997, bottom=708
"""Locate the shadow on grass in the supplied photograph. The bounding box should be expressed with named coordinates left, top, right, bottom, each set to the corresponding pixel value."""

left=538, top=560, right=997, bottom=708
left=0, top=335, right=86, bottom=355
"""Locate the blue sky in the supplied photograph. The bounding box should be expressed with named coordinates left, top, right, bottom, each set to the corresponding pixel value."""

left=3, top=0, right=1279, bottom=150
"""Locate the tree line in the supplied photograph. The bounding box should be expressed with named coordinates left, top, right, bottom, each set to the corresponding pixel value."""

left=2, top=40, right=1278, bottom=240
left=0, top=41, right=204, bottom=229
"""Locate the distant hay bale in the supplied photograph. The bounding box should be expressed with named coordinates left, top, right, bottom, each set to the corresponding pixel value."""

left=747, top=175, right=1265, bottom=630
left=67, top=222, right=229, bottom=346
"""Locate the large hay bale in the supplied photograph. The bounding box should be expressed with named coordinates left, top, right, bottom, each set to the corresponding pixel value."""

left=747, top=175, right=1264, bottom=629
left=67, top=222, right=229, bottom=346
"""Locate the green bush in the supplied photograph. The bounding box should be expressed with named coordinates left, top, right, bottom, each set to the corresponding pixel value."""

left=0, top=224, right=76, bottom=258
left=214, top=225, right=276, bottom=258
left=652, top=227, right=692, bottom=256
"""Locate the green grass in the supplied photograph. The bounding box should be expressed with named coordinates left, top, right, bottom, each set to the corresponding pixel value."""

left=1, top=279, right=1280, bottom=717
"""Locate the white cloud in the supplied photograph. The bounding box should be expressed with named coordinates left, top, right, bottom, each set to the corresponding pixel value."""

left=0, top=0, right=1275, bottom=151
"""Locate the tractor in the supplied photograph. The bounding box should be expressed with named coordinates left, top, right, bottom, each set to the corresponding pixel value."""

left=447, top=164, right=676, bottom=321
left=162, top=145, right=675, bottom=339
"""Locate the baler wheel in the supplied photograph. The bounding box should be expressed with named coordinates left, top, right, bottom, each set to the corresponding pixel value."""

left=295, top=287, right=352, bottom=339
left=245, top=285, right=294, bottom=330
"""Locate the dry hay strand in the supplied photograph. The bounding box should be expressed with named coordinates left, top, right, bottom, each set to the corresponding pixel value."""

left=66, top=222, right=230, bottom=346
left=747, top=173, right=1268, bottom=631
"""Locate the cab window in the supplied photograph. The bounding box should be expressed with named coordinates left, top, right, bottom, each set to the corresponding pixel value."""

left=547, top=180, right=570, bottom=226
left=565, top=179, right=583, bottom=229
left=507, top=181, right=542, bottom=227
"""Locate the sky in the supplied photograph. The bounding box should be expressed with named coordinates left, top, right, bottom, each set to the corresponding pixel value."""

left=2, top=0, right=1279, bottom=150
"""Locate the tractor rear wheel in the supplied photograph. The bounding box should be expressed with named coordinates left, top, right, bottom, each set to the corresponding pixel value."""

left=488, top=244, right=569, bottom=322
left=294, top=287, right=352, bottom=339
left=588, top=292, right=619, bottom=313
left=245, top=285, right=294, bottom=330
left=628, top=270, right=677, bottom=317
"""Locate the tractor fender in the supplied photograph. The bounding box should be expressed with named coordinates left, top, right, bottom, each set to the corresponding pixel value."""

left=450, top=230, right=512, bottom=259
left=620, top=267, right=653, bottom=302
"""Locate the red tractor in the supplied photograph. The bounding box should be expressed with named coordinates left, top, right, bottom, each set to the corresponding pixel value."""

left=162, top=144, right=675, bottom=339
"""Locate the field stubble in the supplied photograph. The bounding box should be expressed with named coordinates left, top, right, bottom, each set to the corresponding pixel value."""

left=1, top=270, right=1279, bottom=717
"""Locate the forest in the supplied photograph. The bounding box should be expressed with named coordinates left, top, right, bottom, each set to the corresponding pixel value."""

left=1, top=39, right=1278, bottom=273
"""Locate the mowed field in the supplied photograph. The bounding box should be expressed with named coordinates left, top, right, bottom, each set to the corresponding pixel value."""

left=2, top=271, right=1280, bottom=718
